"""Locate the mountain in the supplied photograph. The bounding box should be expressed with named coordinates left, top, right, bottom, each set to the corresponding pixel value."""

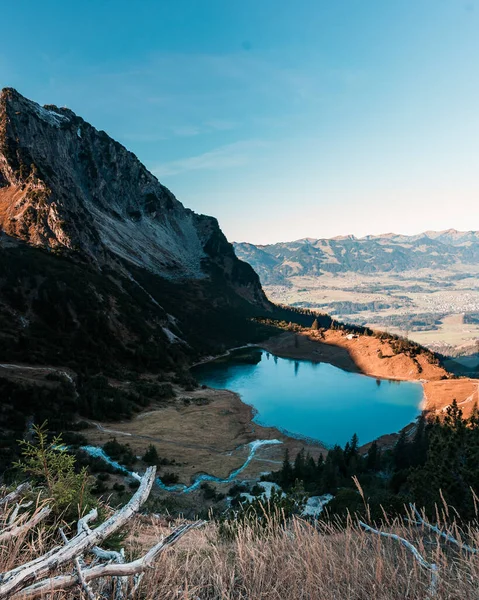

left=0, top=88, right=271, bottom=372
left=234, top=231, right=479, bottom=285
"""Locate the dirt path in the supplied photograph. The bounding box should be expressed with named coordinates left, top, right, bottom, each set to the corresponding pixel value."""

left=0, top=363, right=75, bottom=383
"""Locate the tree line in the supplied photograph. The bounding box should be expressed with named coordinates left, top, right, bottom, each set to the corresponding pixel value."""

left=267, top=401, right=479, bottom=521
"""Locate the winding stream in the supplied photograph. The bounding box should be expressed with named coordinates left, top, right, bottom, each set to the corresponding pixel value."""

left=81, top=439, right=282, bottom=493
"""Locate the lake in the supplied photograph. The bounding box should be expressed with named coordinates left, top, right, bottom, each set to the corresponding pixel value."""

left=193, top=349, right=423, bottom=447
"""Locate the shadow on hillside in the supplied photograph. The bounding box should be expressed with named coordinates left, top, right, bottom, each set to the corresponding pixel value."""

left=261, top=331, right=362, bottom=374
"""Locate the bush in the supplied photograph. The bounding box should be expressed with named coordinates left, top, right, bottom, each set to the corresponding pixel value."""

left=161, top=472, right=179, bottom=485
left=142, top=444, right=160, bottom=466
left=14, top=422, right=96, bottom=523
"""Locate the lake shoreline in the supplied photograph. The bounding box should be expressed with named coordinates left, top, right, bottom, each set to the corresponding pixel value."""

left=261, top=330, right=479, bottom=420
left=194, top=345, right=423, bottom=450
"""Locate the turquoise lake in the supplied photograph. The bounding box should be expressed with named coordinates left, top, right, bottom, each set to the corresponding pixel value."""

left=193, top=349, right=423, bottom=448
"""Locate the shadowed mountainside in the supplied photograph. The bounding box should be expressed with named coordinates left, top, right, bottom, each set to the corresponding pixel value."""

left=0, top=88, right=274, bottom=372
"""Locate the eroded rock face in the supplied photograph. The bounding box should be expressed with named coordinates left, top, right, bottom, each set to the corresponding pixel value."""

left=0, top=88, right=267, bottom=307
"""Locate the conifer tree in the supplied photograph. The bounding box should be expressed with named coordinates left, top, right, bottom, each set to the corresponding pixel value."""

left=142, top=444, right=160, bottom=466
left=280, top=448, right=294, bottom=488
left=392, top=430, right=409, bottom=471
left=293, top=448, right=306, bottom=482
left=366, top=440, right=381, bottom=471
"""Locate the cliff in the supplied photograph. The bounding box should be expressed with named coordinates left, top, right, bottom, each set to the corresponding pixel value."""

left=0, top=88, right=271, bottom=370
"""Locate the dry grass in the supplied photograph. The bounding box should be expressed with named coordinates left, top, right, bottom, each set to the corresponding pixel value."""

left=3, top=508, right=479, bottom=600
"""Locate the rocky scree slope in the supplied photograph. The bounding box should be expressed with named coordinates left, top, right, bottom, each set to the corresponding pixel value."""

left=0, top=88, right=271, bottom=371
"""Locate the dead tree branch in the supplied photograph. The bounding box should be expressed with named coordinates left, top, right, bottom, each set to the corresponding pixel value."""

left=0, top=466, right=156, bottom=600
left=0, top=506, right=51, bottom=544
left=408, top=503, right=479, bottom=554
left=12, top=521, right=204, bottom=600
left=359, top=520, right=439, bottom=597
left=59, top=528, right=97, bottom=600
left=0, top=483, right=31, bottom=509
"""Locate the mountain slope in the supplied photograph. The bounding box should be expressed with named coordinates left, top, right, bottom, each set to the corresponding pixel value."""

left=0, top=88, right=271, bottom=372
left=234, top=231, right=479, bottom=285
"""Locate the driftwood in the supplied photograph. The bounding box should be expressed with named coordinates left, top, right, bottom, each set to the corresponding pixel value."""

left=0, top=506, right=51, bottom=544
left=15, top=522, right=202, bottom=600
left=0, top=467, right=203, bottom=599
left=408, top=503, right=479, bottom=554
left=359, top=503, right=479, bottom=599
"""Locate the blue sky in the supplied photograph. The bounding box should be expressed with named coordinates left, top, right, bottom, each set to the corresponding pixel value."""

left=1, top=1, right=479, bottom=243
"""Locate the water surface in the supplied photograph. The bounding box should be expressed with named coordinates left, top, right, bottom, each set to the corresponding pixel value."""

left=193, top=349, right=422, bottom=447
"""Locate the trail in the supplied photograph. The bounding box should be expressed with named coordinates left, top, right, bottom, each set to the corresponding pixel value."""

left=0, top=363, right=74, bottom=383
left=439, top=382, right=479, bottom=413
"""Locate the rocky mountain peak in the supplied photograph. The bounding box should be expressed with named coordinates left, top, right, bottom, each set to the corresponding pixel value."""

left=0, top=88, right=267, bottom=308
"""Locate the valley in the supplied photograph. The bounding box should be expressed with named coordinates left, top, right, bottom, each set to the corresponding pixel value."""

left=4, top=5, right=479, bottom=598
left=235, top=236, right=479, bottom=358
left=1, top=87, right=478, bottom=568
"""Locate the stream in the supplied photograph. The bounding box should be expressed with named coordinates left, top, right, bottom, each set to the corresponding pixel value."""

left=81, top=439, right=282, bottom=493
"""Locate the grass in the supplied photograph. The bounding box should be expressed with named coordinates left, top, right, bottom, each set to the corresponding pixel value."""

left=3, top=505, right=479, bottom=599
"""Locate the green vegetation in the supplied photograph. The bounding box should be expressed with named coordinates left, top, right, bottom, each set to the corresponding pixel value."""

left=14, top=423, right=96, bottom=523
left=265, top=401, right=479, bottom=522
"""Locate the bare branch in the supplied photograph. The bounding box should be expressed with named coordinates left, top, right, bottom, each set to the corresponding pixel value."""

left=359, top=521, right=438, bottom=597
left=0, top=483, right=31, bottom=508
left=77, top=508, right=98, bottom=535
left=409, top=504, right=479, bottom=554
left=12, top=521, right=204, bottom=600
left=0, top=466, right=156, bottom=600
left=8, top=501, right=33, bottom=525
left=0, top=507, right=51, bottom=543
left=91, top=547, right=123, bottom=562
left=128, top=573, right=143, bottom=600
left=59, top=528, right=97, bottom=600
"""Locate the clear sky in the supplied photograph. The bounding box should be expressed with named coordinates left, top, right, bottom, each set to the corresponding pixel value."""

left=1, top=1, right=479, bottom=243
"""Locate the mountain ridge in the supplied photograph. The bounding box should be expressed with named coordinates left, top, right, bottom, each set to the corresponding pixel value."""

left=0, top=88, right=272, bottom=373
left=234, top=230, right=479, bottom=285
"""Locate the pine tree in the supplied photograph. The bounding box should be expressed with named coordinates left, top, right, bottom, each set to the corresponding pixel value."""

left=293, top=448, right=306, bottom=482
left=366, top=440, right=381, bottom=471
left=280, top=448, right=294, bottom=488
left=321, top=453, right=339, bottom=492
left=344, top=433, right=360, bottom=473
left=411, top=414, right=428, bottom=467
left=142, top=444, right=160, bottom=466
left=392, top=430, right=409, bottom=471
left=311, top=318, right=319, bottom=330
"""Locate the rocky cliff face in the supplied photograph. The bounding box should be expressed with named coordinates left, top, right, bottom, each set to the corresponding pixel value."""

left=0, top=88, right=271, bottom=370
left=0, top=88, right=267, bottom=305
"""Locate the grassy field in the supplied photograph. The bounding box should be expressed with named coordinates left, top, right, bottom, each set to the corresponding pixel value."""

left=3, top=506, right=479, bottom=599
left=83, top=385, right=325, bottom=506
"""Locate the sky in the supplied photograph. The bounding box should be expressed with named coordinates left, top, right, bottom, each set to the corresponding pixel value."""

left=1, top=1, right=479, bottom=244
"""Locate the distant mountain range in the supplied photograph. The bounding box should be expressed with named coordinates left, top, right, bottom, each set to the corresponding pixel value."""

left=234, top=230, right=479, bottom=285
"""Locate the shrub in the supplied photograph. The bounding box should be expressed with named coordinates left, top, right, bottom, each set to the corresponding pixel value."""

left=14, top=422, right=96, bottom=523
